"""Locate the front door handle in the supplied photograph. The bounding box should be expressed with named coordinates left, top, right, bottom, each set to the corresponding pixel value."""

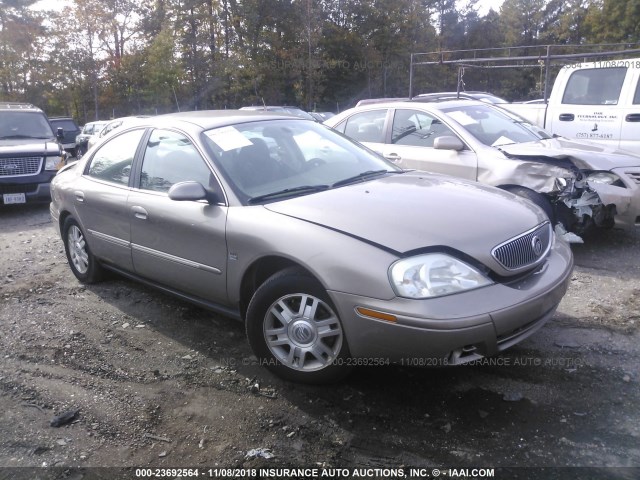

left=131, top=205, right=148, bottom=220
left=74, top=191, right=84, bottom=203
left=625, top=113, right=640, bottom=122
left=559, top=113, right=575, bottom=121
left=384, top=153, right=402, bottom=163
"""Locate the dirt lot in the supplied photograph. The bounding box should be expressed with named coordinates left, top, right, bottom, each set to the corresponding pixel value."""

left=1, top=204, right=639, bottom=479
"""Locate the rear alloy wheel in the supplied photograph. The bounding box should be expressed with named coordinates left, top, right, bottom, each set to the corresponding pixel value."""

left=246, top=268, right=351, bottom=383
left=63, top=217, right=103, bottom=283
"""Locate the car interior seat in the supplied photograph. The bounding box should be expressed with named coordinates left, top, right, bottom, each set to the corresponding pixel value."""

left=234, top=138, right=281, bottom=189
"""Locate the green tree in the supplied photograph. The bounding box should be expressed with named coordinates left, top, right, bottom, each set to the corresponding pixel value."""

left=584, top=0, right=640, bottom=43
left=0, top=0, right=46, bottom=101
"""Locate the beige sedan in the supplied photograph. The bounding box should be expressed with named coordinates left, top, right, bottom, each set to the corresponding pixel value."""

left=50, top=111, right=573, bottom=383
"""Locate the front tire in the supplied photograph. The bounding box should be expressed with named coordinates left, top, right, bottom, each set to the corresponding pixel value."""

left=62, top=217, right=103, bottom=283
left=246, top=268, right=352, bottom=384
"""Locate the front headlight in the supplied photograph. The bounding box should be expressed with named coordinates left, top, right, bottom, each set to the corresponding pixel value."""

left=389, top=253, right=493, bottom=299
left=45, top=155, right=63, bottom=171
left=587, top=171, right=620, bottom=185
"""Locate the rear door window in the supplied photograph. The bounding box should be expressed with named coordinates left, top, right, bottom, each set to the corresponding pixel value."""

left=341, top=110, right=387, bottom=143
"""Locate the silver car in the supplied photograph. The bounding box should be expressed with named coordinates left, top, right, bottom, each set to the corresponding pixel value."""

left=50, top=111, right=573, bottom=383
left=325, top=100, right=640, bottom=240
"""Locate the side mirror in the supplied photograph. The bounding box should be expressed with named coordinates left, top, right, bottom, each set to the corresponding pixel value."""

left=434, top=135, right=465, bottom=151
left=56, top=127, right=64, bottom=141
left=168, top=181, right=218, bottom=204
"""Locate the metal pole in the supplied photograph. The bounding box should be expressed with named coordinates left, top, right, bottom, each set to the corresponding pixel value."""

left=543, top=45, right=551, bottom=102
left=409, top=53, right=414, bottom=98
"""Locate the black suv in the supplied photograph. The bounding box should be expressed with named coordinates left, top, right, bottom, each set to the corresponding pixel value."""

left=0, top=102, right=66, bottom=205
left=49, top=117, right=81, bottom=157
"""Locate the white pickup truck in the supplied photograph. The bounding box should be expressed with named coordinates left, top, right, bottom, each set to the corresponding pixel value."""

left=502, top=58, right=640, bottom=153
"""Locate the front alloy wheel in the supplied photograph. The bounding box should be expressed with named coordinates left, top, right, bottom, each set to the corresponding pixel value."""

left=264, top=293, right=343, bottom=371
left=246, top=268, right=351, bottom=383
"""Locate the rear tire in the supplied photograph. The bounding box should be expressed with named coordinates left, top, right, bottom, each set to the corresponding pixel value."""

left=62, top=217, right=103, bottom=283
left=246, top=267, right=352, bottom=384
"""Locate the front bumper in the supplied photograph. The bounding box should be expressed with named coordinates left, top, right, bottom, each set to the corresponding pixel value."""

left=329, top=238, right=573, bottom=364
left=0, top=170, right=56, bottom=204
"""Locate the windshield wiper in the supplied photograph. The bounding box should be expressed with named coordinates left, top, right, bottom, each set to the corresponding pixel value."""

left=248, top=184, right=330, bottom=204
left=332, top=169, right=397, bottom=188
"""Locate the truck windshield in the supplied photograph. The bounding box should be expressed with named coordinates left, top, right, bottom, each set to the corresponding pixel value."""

left=442, top=104, right=549, bottom=147
left=0, top=112, right=55, bottom=139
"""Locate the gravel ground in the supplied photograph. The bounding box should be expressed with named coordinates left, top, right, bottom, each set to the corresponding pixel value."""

left=0, top=204, right=639, bottom=480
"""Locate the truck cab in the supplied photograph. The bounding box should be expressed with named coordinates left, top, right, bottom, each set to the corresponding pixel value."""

left=503, top=59, right=640, bottom=153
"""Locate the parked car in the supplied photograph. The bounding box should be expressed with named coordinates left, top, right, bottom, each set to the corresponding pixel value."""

left=49, top=117, right=81, bottom=157
left=0, top=102, right=66, bottom=205
left=75, top=120, right=108, bottom=158
left=87, top=116, right=151, bottom=150
left=50, top=111, right=573, bottom=383
left=501, top=58, right=640, bottom=153
left=324, top=100, right=640, bottom=239
left=414, top=91, right=509, bottom=104
left=308, top=111, right=336, bottom=122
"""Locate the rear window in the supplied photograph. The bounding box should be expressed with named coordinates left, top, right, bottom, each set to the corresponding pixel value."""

left=562, top=67, right=627, bottom=105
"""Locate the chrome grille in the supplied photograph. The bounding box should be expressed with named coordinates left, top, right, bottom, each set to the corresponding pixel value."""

left=492, top=222, right=552, bottom=271
left=625, top=171, right=640, bottom=185
left=0, top=157, right=42, bottom=177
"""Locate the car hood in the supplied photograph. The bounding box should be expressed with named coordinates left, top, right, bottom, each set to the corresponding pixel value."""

left=499, top=138, right=640, bottom=170
left=264, top=171, right=546, bottom=256
left=0, top=139, right=60, bottom=155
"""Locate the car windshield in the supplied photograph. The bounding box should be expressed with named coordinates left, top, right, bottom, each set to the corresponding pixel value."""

left=442, top=104, right=549, bottom=147
left=0, top=112, right=55, bottom=139
left=202, top=119, right=401, bottom=203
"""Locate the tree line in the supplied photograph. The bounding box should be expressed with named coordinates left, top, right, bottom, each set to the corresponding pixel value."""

left=1, top=0, right=639, bottom=124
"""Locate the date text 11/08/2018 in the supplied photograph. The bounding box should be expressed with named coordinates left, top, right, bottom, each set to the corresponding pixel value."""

left=135, top=467, right=496, bottom=478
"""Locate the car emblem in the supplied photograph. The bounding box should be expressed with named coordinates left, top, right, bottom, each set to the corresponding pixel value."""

left=1, top=164, right=18, bottom=170
left=292, top=324, right=312, bottom=344
left=531, top=235, right=543, bottom=257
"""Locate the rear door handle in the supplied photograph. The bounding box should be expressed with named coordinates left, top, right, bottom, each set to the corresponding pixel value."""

left=559, top=113, right=575, bottom=121
left=625, top=113, right=640, bottom=122
left=74, top=191, right=84, bottom=202
left=131, top=205, right=148, bottom=220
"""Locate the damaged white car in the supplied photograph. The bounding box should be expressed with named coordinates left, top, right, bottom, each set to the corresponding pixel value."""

left=325, top=100, right=640, bottom=241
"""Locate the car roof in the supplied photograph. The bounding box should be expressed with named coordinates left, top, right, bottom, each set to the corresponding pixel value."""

left=348, top=99, right=482, bottom=111
left=133, top=110, right=313, bottom=130
left=413, top=92, right=508, bottom=103
left=0, top=102, right=42, bottom=112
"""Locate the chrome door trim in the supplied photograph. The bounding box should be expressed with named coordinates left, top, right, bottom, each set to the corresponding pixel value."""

left=131, top=243, right=222, bottom=275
